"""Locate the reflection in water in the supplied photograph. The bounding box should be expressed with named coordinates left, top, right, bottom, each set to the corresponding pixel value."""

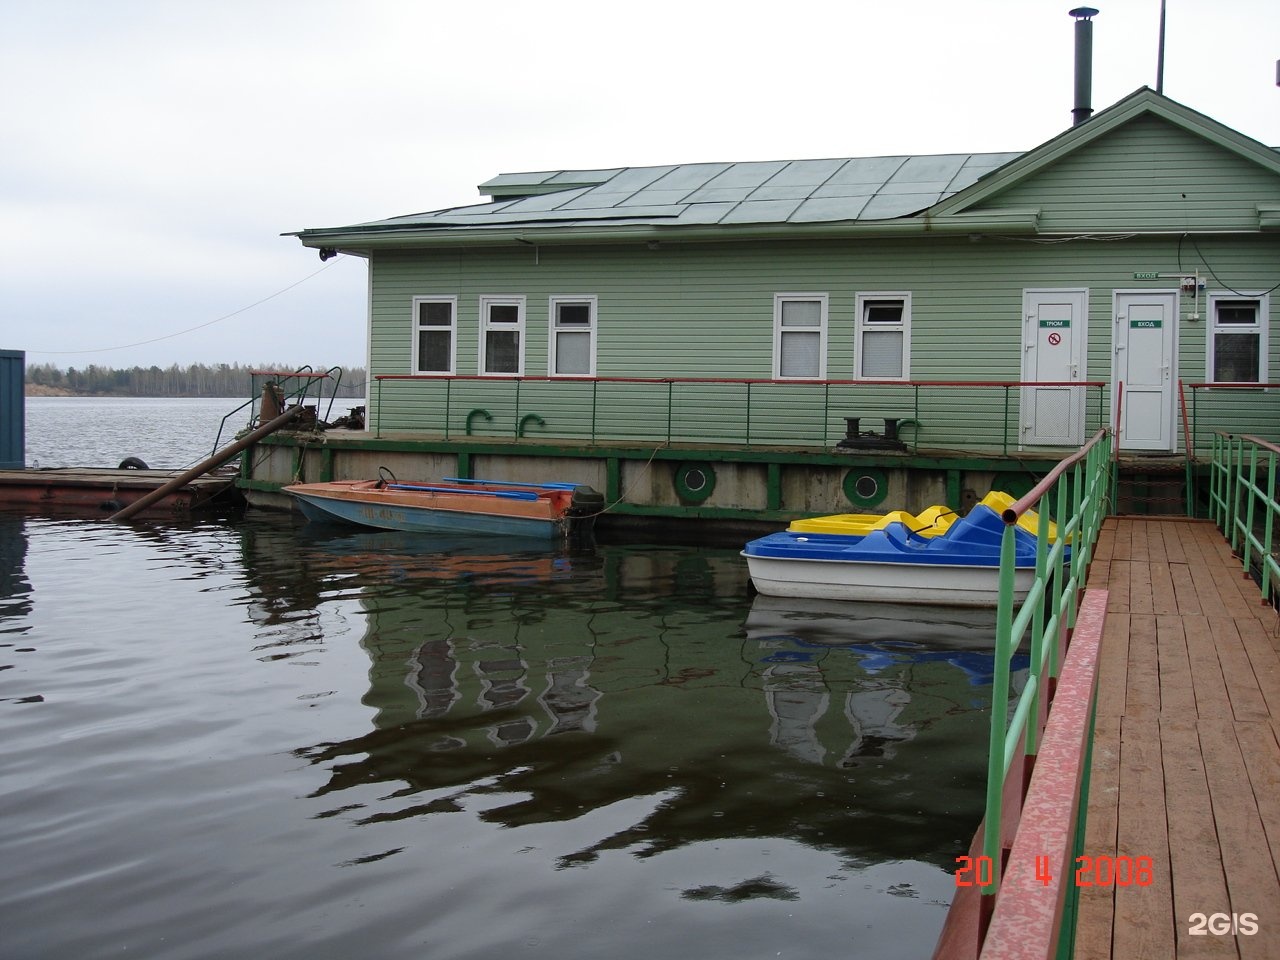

left=750, top=596, right=1028, bottom=771
left=0, top=514, right=32, bottom=621
left=233, top=521, right=1004, bottom=876
left=0, top=514, right=35, bottom=704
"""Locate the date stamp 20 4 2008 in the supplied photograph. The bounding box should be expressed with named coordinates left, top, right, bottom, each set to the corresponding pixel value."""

left=953, top=854, right=1154, bottom=888
left=953, top=855, right=1261, bottom=937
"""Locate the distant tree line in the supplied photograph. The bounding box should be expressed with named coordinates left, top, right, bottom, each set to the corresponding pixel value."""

left=25, top=362, right=367, bottom=398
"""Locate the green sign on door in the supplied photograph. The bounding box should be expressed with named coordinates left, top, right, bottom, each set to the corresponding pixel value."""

left=1039, top=319, right=1070, bottom=328
left=1130, top=319, right=1163, bottom=329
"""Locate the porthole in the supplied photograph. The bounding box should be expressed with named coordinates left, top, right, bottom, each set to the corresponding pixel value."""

left=674, top=462, right=716, bottom=503
left=843, top=468, right=889, bottom=509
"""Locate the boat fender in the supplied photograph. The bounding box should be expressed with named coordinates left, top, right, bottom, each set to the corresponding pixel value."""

left=118, top=457, right=149, bottom=470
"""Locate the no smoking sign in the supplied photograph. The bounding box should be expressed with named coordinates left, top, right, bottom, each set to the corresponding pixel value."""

left=1047, top=332, right=1063, bottom=346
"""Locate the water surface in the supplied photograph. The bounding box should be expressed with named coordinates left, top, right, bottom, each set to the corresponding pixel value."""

left=1, top=398, right=1005, bottom=959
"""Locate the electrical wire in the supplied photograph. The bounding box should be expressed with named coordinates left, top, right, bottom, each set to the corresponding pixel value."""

left=29, top=256, right=346, bottom=356
left=1178, top=233, right=1280, bottom=297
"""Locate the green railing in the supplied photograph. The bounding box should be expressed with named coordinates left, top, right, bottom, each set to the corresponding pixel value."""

left=1181, top=382, right=1280, bottom=518
left=1208, top=432, right=1280, bottom=606
left=981, top=429, right=1113, bottom=904
left=1182, top=381, right=1280, bottom=457
left=212, top=366, right=344, bottom=455
left=373, top=375, right=1107, bottom=455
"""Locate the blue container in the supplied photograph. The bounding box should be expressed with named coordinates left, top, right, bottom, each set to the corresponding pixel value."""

left=0, top=350, right=23, bottom=469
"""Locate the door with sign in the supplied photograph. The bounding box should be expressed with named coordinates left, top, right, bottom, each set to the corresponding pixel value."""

left=1113, top=290, right=1178, bottom=452
left=1020, top=289, right=1088, bottom=447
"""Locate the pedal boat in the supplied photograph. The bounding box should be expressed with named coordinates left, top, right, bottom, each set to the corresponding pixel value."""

left=744, top=503, right=1061, bottom=607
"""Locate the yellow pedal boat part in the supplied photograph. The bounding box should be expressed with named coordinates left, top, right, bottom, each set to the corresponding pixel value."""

left=787, top=491, right=1064, bottom=542
left=788, top=507, right=957, bottom=537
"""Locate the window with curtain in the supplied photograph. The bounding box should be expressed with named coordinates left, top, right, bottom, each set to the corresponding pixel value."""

left=856, top=294, right=910, bottom=380
left=773, top=294, right=827, bottom=379
left=550, top=297, right=597, bottom=376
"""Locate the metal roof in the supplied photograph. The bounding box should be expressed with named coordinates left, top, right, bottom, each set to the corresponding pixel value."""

left=293, top=91, right=1280, bottom=246
left=343, top=151, right=1023, bottom=234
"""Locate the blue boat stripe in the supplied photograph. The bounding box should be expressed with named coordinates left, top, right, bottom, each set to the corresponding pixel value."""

left=441, top=477, right=579, bottom=491
left=387, top=483, right=540, bottom=501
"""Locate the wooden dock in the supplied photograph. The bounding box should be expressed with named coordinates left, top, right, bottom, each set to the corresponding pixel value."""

left=0, top=467, right=238, bottom=516
left=1077, top=517, right=1280, bottom=958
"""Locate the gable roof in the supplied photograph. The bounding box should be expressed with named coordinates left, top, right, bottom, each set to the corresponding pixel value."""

left=291, top=88, right=1280, bottom=252
left=929, top=87, right=1280, bottom=218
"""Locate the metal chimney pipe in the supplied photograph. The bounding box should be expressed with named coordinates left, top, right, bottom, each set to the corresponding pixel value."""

left=1070, top=7, right=1100, bottom=126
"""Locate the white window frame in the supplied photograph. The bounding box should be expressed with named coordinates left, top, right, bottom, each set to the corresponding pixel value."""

left=548, top=295, right=598, bottom=377
left=478, top=295, right=526, bottom=377
left=772, top=293, right=828, bottom=380
left=410, top=295, right=457, bottom=375
left=855, top=292, right=912, bottom=381
left=1206, top=291, right=1269, bottom=384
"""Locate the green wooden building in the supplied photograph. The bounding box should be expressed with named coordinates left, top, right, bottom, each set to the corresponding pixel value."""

left=255, top=89, right=1279, bottom=525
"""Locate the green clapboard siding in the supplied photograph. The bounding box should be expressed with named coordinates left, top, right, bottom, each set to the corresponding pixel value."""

left=977, top=115, right=1280, bottom=234
left=366, top=229, right=1279, bottom=451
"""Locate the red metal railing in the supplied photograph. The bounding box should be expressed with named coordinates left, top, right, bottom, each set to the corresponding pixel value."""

left=372, top=374, right=1108, bottom=454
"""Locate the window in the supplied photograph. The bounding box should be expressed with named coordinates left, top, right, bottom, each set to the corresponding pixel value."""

left=1208, top=294, right=1269, bottom=383
left=479, top=296, right=526, bottom=376
left=856, top=293, right=911, bottom=380
left=773, top=294, right=827, bottom=379
left=549, top=296, right=597, bottom=376
left=412, top=296, right=456, bottom=374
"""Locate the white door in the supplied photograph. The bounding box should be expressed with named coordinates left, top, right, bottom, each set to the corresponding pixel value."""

left=1113, top=290, right=1178, bottom=452
left=1020, top=289, right=1088, bottom=447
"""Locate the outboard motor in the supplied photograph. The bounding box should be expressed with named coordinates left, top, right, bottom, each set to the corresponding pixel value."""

left=567, top=484, right=605, bottom=517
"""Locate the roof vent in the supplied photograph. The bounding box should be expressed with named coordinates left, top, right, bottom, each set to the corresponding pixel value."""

left=1070, top=7, right=1099, bottom=126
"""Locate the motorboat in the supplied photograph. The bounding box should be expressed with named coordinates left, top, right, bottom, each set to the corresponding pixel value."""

left=284, top=474, right=603, bottom=539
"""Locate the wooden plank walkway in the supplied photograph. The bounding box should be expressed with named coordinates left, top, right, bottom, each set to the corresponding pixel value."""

left=1076, top=517, right=1280, bottom=959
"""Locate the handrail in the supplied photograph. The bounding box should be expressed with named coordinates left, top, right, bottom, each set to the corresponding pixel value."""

left=1000, top=429, right=1110, bottom=524
left=372, top=374, right=1107, bottom=453
left=375, top=374, right=1105, bottom=388
left=978, top=428, right=1113, bottom=944
left=1208, top=432, right=1280, bottom=606
left=1181, top=380, right=1275, bottom=456
left=212, top=367, right=344, bottom=456
left=1239, top=433, right=1280, bottom=456
left=1182, top=383, right=1278, bottom=515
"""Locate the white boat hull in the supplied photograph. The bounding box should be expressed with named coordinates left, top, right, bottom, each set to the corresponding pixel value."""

left=742, top=553, right=1035, bottom=608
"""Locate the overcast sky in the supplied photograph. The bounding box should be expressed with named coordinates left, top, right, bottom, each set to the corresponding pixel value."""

left=2, top=0, right=1277, bottom=374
